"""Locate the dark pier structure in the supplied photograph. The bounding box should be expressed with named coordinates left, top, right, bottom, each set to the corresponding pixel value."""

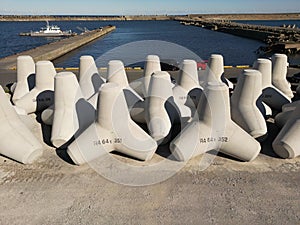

left=177, top=17, right=300, bottom=54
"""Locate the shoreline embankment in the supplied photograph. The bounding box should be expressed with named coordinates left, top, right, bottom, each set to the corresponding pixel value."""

left=0, top=13, right=300, bottom=21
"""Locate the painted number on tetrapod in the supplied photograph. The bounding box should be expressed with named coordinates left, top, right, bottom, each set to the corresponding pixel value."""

left=32, top=97, right=52, bottom=102
left=178, top=95, right=197, bottom=100
left=93, top=138, right=122, bottom=146
left=199, top=137, right=229, bottom=143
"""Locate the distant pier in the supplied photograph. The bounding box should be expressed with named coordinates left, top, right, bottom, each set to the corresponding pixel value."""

left=0, top=25, right=116, bottom=69
left=177, top=17, right=300, bottom=54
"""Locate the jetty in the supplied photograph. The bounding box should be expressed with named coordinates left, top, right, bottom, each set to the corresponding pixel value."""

left=177, top=16, right=300, bottom=54
left=0, top=25, right=116, bottom=70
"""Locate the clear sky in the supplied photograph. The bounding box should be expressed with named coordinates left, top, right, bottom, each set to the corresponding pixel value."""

left=1, top=0, right=299, bottom=15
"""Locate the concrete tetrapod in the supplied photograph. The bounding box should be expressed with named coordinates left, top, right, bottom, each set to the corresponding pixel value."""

left=271, top=53, right=293, bottom=99
left=145, top=71, right=186, bottom=142
left=205, top=54, right=234, bottom=89
left=231, top=69, right=267, bottom=139
left=272, top=104, right=300, bottom=158
left=79, top=55, right=105, bottom=100
left=253, top=58, right=291, bottom=111
left=41, top=96, right=97, bottom=127
left=41, top=104, right=54, bottom=125
left=14, top=61, right=56, bottom=114
left=107, top=60, right=143, bottom=108
left=0, top=86, right=43, bottom=164
left=173, top=59, right=203, bottom=113
left=67, top=83, right=157, bottom=165
left=143, top=55, right=161, bottom=97
left=51, top=72, right=95, bottom=148
left=130, top=71, right=191, bottom=134
left=274, top=101, right=300, bottom=128
left=170, top=82, right=261, bottom=162
left=12, top=55, right=35, bottom=103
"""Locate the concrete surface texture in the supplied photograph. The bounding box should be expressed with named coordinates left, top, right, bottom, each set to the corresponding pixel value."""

left=143, top=55, right=161, bottom=97
left=253, top=58, right=291, bottom=110
left=51, top=72, right=95, bottom=148
left=67, top=82, right=157, bottom=164
left=231, top=69, right=267, bottom=139
left=170, top=82, right=261, bottom=162
left=173, top=59, right=202, bottom=111
left=1, top=112, right=300, bottom=224
left=107, top=59, right=143, bottom=108
left=14, top=60, right=56, bottom=114
left=273, top=103, right=300, bottom=159
left=1, top=53, right=300, bottom=224
left=271, top=54, right=294, bottom=99
left=12, top=55, right=35, bottom=103
left=275, top=101, right=300, bottom=128
left=79, top=55, right=105, bottom=100
left=0, top=86, right=43, bottom=164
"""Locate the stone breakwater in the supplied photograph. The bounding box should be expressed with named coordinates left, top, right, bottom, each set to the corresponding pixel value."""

left=178, top=16, right=300, bottom=54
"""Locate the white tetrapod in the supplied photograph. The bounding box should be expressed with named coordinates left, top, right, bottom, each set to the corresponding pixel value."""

left=79, top=55, right=105, bottom=100
left=173, top=59, right=203, bottom=113
left=145, top=71, right=174, bottom=142
left=107, top=60, right=143, bottom=108
left=253, top=58, right=291, bottom=111
left=67, top=82, right=157, bottom=165
left=230, top=69, right=267, bottom=139
left=271, top=53, right=294, bottom=99
left=274, top=101, right=300, bottom=128
left=272, top=104, right=300, bottom=158
left=51, top=72, right=95, bottom=148
left=205, top=54, right=234, bottom=88
left=170, top=82, right=261, bottom=162
left=12, top=55, right=35, bottom=103
left=0, top=85, right=43, bottom=164
left=41, top=104, right=54, bottom=125
left=14, top=60, right=56, bottom=114
left=41, top=95, right=97, bottom=126
left=143, top=55, right=161, bottom=97
left=130, top=71, right=190, bottom=129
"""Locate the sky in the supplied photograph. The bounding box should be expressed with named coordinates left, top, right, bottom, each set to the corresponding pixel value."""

left=0, top=0, right=300, bottom=15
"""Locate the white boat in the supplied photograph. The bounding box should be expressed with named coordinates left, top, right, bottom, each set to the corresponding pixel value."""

left=20, top=21, right=77, bottom=37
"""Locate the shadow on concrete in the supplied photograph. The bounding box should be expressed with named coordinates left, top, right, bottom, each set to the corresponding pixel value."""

left=260, top=121, right=281, bottom=158
left=56, top=148, right=76, bottom=165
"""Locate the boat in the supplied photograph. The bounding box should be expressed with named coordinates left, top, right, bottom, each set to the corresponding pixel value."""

left=20, top=21, right=77, bottom=37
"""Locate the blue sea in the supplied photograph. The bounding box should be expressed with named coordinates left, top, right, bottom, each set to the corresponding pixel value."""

left=0, top=20, right=299, bottom=67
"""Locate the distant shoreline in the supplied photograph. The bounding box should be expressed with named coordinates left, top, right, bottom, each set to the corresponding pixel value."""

left=0, top=13, right=300, bottom=21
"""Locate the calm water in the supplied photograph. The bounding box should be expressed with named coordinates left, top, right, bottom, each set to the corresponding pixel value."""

left=0, top=20, right=299, bottom=67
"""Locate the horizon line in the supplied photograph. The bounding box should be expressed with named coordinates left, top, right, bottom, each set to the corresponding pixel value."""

left=1, top=12, right=300, bottom=16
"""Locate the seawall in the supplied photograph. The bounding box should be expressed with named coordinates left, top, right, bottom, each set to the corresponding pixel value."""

left=1, top=13, right=300, bottom=21
left=178, top=17, right=300, bottom=53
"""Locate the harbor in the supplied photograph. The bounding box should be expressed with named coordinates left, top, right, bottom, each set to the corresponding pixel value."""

left=177, top=16, right=300, bottom=54
left=0, top=25, right=116, bottom=70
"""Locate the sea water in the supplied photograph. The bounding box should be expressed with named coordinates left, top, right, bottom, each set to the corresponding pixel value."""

left=0, top=20, right=299, bottom=67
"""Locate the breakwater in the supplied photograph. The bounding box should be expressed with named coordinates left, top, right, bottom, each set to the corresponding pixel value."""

left=0, top=25, right=116, bottom=69
left=177, top=17, right=300, bottom=54
left=1, top=13, right=300, bottom=21
left=0, top=15, right=173, bottom=21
